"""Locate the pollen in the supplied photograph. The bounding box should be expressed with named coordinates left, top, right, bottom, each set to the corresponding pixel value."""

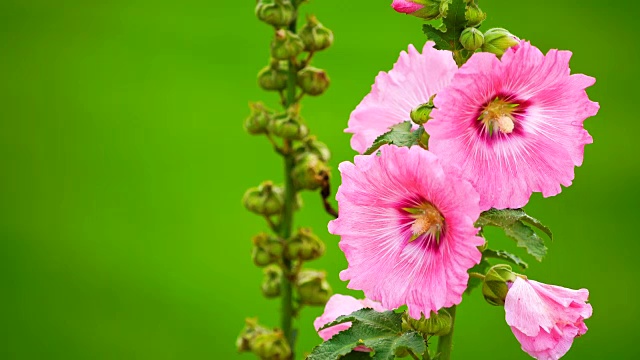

left=479, top=98, right=519, bottom=135
left=404, top=202, right=444, bottom=243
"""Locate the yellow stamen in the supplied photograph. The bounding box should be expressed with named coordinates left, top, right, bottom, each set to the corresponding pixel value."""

left=404, top=203, right=444, bottom=243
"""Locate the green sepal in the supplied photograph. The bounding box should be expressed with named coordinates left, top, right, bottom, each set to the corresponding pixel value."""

left=483, top=249, right=529, bottom=270
left=364, top=121, right=427, bottom=155
left=476, top=208, right=552, bottom=261
left=309, top=309, right=427, bottom=360
left=422, top=0, right=467, bottom=52
left=465, top=258, right=490, bottom=294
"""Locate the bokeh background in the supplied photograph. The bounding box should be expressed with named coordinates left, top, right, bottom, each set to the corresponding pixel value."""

left=1, top=0, right=638, bottom=359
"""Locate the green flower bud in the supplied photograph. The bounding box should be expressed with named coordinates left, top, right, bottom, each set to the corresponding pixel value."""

left=482, top=264, right=517, bottom=306
left=271, top=29, right=304, bottom=60
left=285, top=227, right=325, bottom=261
left=397, top=0, right=446, bottom=21
left=482, top=28, right=520, bottom=58
left=268, top=113, right=309, bottom=140
left=252, top=233, right=284, bottom=267
left=258, top=63, right=288, bottom=92
left=242, top=181, right=285, bottom=216
left=460, top=27, right=484, bottom=51
left=296, top=269, right=332, bottom=306
left=236, top=318, right=269, bottom=353
left=465, top=3, right=486, bottom=27
left=291, top=153, right=329, bottom=191
left=261, top=264, right=282, bottom=298
left=252, top=329, right=292, bottom=360
left=299, top=137, right=331, bottom=162
left=403, top=309, right=452, bottom=337
left=255, top=0, right=295, bottom=28
left=244, top=102, right=273, bottom=135
left=410, top=102, right=435, bottom=125
left=299, top=15, right=334, bottom=52
left=297, top=67, right=330, bottom=96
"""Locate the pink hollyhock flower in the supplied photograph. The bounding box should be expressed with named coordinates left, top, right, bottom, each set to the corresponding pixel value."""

left=346, top=42, right=458, bottom=154
left=329, top=145, right=484, bottom=318
left=313, top=294, right=386, bottom=343
left=505, top=277, right=592, bottom=360
left=426, top=41, right=600, bottom=210
left=391, top=0, right=424, bottom=15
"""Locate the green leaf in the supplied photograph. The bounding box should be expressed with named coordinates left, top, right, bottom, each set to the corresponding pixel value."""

left=364, top=121, right=426, bottom=155
left=422, top=0, right=468, bottom=52
left=483, top=249, right=529, bottom=269
left=465, top=259, right=490, bottom=294
left=476, top=209, right=552, bottom=261
left=340, top=352, right=371, bottom=359
left=309, top=309, right=426, bottom=360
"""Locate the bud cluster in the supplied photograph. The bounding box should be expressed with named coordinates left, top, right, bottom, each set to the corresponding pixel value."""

left=239, top=0, right=337, bottom=357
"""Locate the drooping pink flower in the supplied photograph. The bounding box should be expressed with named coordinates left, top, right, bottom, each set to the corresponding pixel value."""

left=329, top=145, right=484, bottom=319
left=346, top=42, right=458, bottom=154
left=426, top=41, right=600, bottom=210
left=313, top=294, right=387, bottom=342
left=505, top=277, right=592, bottom=360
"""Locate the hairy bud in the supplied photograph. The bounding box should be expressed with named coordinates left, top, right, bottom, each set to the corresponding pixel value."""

left=255, top=0, right=295, bottom=28
left=271, top=29, right=305, bottom=60
left=403, top=309, right=452, bottom=336
left=460, top=27, right=484, bottom=51
left=252, top=233, right=284, bottom=267
left=296, top=269, right=332, bottom=306
left=242, top=181, right=285, bottom=216
left=252, top=329, right=292, bottom=360
left=410, top=96, right=435, bottom=125
left=482, top=264, right=517, bottom=306
left=391, top=0, right=446, bottom=20
left=261, top=265, right=282, bottom=298
left=291, top=153, right=329, bottom=191
left=258, top=63, right=288, bottom=92
left=465, top=3, right=486, bottom=27
left=285, top=227, right=325, bottom=261
left=482, top=28, right=520, bottom=58
left=299, top=15, right=334, bottom=52
left=268, top=112, right=309, bottom=140
left=297, top=67, right=330, bottom=96
left=236, top=318, right=269, bottom=353
left=244, top=102, right=273, bottom=135
left=296, top=137, right=331, bottom=162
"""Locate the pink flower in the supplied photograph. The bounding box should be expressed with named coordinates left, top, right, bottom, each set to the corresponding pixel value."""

left=505, top=277, right=592, bottom=360
left=313, top=294, right=387, bottom=343
left=346, top=42, right=458, bottom=154
left=426, top=41, right=600, bottom=210
left=329, top=145, right=484, bottom=318
left=391, top=0, right=424, bottom=15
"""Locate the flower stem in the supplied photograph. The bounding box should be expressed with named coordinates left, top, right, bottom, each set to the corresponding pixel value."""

left=437, top=305, right=457, bottom=360
left=280, top=9, right=299, bottom=357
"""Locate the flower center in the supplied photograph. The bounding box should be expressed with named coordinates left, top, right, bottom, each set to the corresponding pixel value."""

left=479, top=98, right=519, bottom=135
left=404, top=202, right=444, bottom=244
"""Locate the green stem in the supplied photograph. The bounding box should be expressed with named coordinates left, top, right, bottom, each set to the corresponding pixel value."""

left=280, top=9, right=299, bottom=357
left=437, top=305, right=457, bottom=360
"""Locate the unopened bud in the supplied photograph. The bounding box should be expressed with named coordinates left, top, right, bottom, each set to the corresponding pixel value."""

left=291, top=153, right=329, bottom=191
left=460, top=27, right=484, bottom=51
left=271, top=29, right=304, bottom=60
left=285, top=227, right=325, bottom=261
left=482, top=28, right=520, bottom=58
left=299, top=15, right=334, bottom=52
left=296, top=269, right=332, bottom=306
left=465, top=3, right=486, bottom=27
left=297, top=67, right=330, bottom=96
left=244, top=102, right=273, bottom=135
left=252, top=233, right=284, bottom=267
left=268, top=113, right=309, bottom=140
left=236, top=318, right=269, bottom=353
left=258, top=62, right=288, bottom=92
left=298, top=137, right=331, bottom=162
left=242, top=181, right=285, bottom=216
left=252, top=329, right=292, bottom=360
left=391, top=0, right=445, bottom=21
left=255, top=0, right=295, bottom=28
left=410, top=99, right=435, bottom=125
left=261, top=265, right=282, bottom=298
left=482, top=264, right=517, bottom=306
left=403, top=309, right=452, bottom=336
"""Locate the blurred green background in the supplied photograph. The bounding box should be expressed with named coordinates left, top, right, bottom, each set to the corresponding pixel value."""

left=1, top=0, right=638, bottom=359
